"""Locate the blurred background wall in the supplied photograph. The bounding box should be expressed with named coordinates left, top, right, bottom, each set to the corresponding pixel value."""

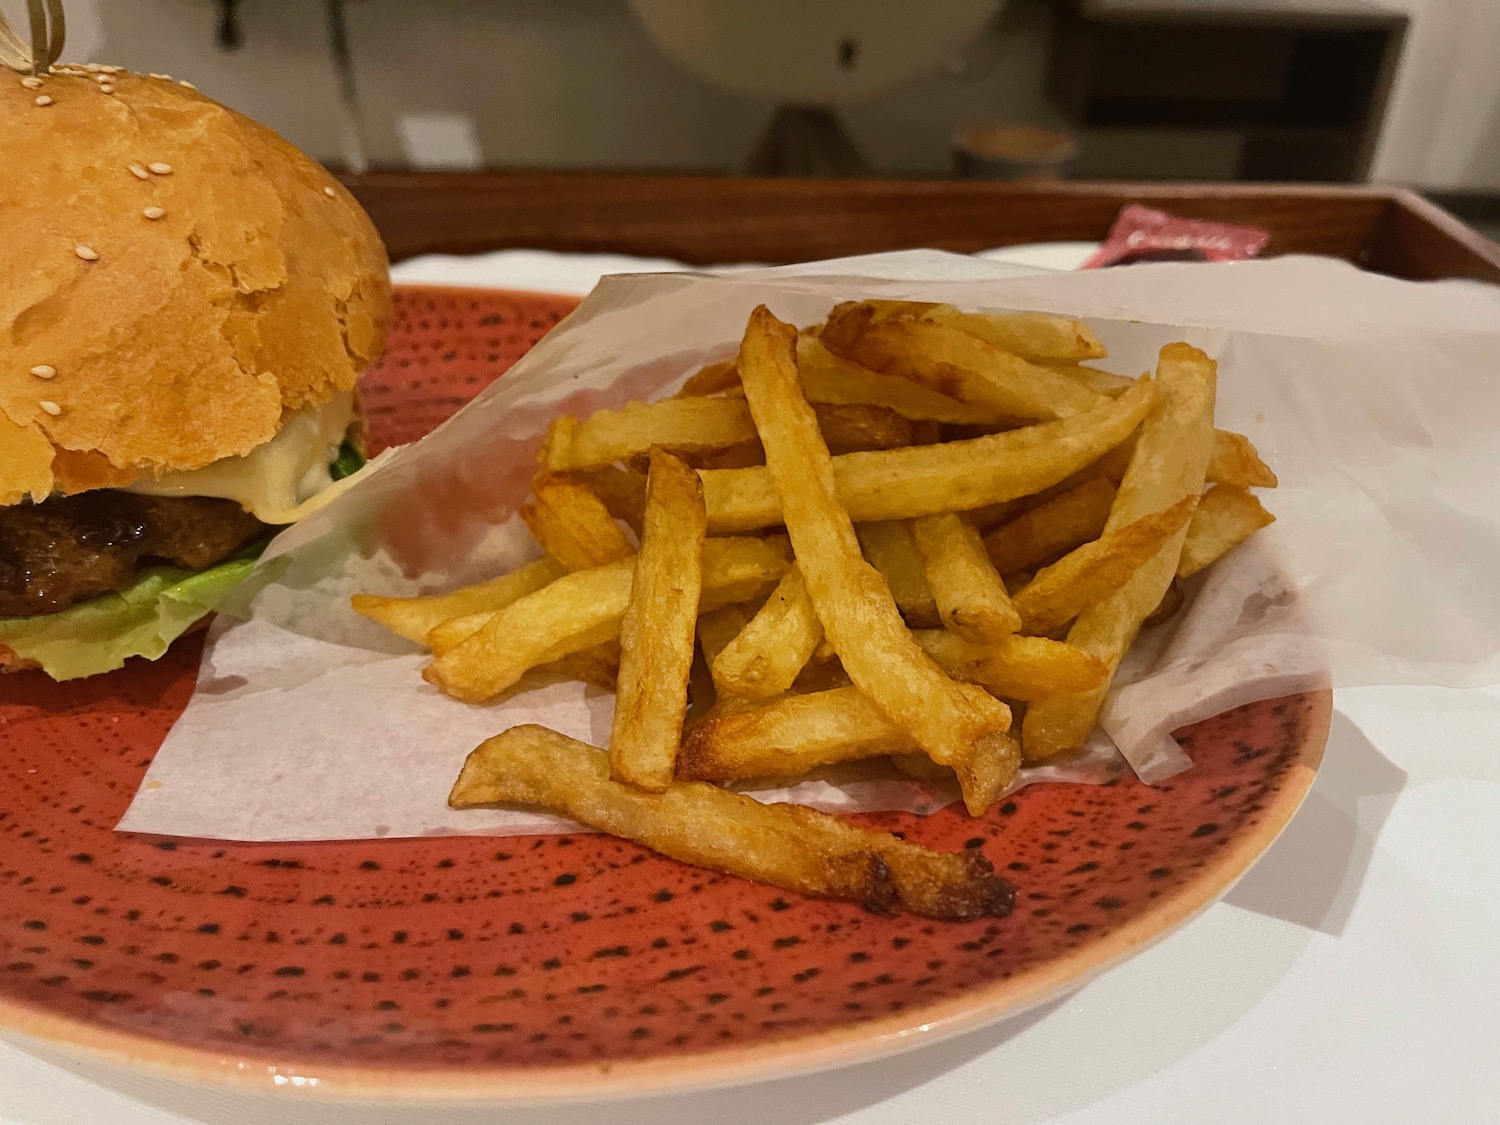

left=47, top=0, right=1500, bottom=191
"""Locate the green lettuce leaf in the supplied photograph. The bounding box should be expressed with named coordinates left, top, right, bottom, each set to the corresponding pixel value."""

left=0, top=556, right=257, bottom=681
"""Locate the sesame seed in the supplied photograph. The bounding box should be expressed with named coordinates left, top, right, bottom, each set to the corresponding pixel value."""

left=74, top=245, right=99, bottom=262
left=324, top=186, right=337, bottom=197
left=30, top=365, right=56, bottom=380
left=129, top=163, right=150, bottom=180
left=99, top=85, right=115, bottom=95
left=143, top=206, right=166, bottom=220
left=149, top=73, right=167, bottom=80
left=179, top=80, right=196, bottom=90
left=102, top=65, right=123, bottom=74
left=34, top=95, right=53, bottom=107
left=93, top=74, right=110, bottom=84
left=20, top=77, right=43, bottom=89
left=38, top=400, right=61, bottom=417
left=148, top=162, right=173, bottom=175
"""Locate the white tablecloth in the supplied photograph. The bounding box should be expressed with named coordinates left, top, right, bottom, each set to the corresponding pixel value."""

left=5, top=249, right=1497, bottom=1125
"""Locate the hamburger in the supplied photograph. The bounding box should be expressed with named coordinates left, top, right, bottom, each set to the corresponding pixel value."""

left=0, top=64, right=390, bottom=679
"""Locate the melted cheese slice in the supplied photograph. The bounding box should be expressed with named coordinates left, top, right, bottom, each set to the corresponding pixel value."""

left=125, top=392, right=358, bottom=524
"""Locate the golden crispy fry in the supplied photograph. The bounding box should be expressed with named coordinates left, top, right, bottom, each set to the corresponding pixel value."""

left=542, top=396, right=915, bottom=473
left=451, top=725, right=1015, bottom=920
left=1013, top=495, right=1197, bottom=636
left=911, top=629, right=1109, bottom=700
left=675, top=359, right=740, bottom=397
left=711, top=564, right=824, bottom=700
left=1046, top=365, right=1138, bottom=397
left=424, top=536, right=791, bottom=701
left=1208, top=430, right=1278, bottom=489
left=1023, top=344, right=1217, bottom=761
left=519, top=473, right=634, bottom=572
left=352, top=556, right=566, bottom=645
left=797, top=335, right=1002, bottom=425
left=579, top=464, right=648, bottom=534
left=610, top=451, right=706, bottom=793
left=679, top=686, right=915, bottom=779
left=1080, top=427, right=1276, bottom=492
left=983, top=477, right=1118, bottom=575
left=855, top=521, right=941, bottom=628
left=910, top=511, right=1021, bottom=642
left=815, top=403, right=916, bottom=454
left=541, top=398, right=752, bottom=471
left=699, top=378, right=1157, bottom=533
left=696, top=683, right=1018, bottom=806
left=697, top=602, right=759, bottom=670
left=736, top=306, right=1015, bottom=814
left=823, top=302, right=1104, bottom=422
left=680, top=683, right=1021, bottom=812
left=866, top=302, right=1107, bottom=363
left=1177, top=484, right=1275, bottom=578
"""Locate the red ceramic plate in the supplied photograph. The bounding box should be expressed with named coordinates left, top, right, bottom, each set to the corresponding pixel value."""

left=0, top=286, right=1330, bottom=1102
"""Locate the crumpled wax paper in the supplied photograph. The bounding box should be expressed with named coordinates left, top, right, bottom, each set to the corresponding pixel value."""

left=116, top=250, right=1500, bottom=841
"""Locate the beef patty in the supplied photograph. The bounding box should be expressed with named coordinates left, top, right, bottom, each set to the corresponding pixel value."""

left=0, top=492, right=269, bottom=618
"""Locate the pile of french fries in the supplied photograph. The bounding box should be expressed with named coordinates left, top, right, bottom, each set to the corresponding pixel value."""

left=354, top=300, right=1276, bottom=921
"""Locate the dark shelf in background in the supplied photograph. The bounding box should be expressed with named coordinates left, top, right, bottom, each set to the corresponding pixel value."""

left=1047, top=2, right=1406, bottom=181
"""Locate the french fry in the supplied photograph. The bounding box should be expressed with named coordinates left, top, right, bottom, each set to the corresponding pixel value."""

left=1022, top=344, right=1217, bottom=761
left=424, top=536, right=791, bottom=701
left=815, top=403, right=916, bottom=454
left=1046, top=365, right=1138, bottom=397
left=610, top=450, right=706, bottom=793
left=871, top=302, right=1107, bottom=363
left=519, top=473, right=634, bottom=572
left=736, top=305, right=1016, bottom=814
left=823, top=302, right=1105, bottom=422
left=699, top=378, right=1157, bottom=533
left=450, top=725, right=1015, bottom=920
left=910, top=511, right=1021, bottom=642
left=675, top=359, right=739, bottom=397
left=1012, top=495, right=1197, bottom=636
left=855, top=521, right=941, bottom=628
left=797, top=335, right=1003, bottom=425
left=1078, top=428, right=1276, bottom=491
left=352, top=556, right=566, bottom=645
left=579, top=464, right=648, bottom=534
left=911, top=630, right=1109, bottom=700
left=541, top=398, right=752, bottom=471
left=1177, top=484, right=1275, bottom=578
left=540, top=397, right=914, bottom=473
left=982, top=478, right=1118, bottom=575
left=697, top=602, right=759, bottom=670
left=710, top=564, right=825, bottom=700
left=1208, top=430, right=1278, bottom=489
left=679, top=686, right=915, bottom=779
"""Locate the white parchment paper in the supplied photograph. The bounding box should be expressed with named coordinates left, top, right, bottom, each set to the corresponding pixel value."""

left=116, top=251, right=1500, bottom=841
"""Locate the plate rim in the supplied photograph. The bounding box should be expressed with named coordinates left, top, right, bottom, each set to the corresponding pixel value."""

left=0, top=689, right=1332, bottom=1104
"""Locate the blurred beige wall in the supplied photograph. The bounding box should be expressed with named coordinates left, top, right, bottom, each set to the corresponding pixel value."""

left=61, top=0, right=1500, bottom=190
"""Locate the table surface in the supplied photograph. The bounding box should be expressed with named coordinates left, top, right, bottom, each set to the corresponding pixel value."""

left=4, top=250, right=1498, bottom=1125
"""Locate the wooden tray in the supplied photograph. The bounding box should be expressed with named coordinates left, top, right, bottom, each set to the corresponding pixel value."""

left=343, top=173, right=1500, bottom=284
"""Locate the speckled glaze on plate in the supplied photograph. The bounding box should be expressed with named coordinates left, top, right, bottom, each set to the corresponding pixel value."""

left=0, top=286, right=1331, bottom=1102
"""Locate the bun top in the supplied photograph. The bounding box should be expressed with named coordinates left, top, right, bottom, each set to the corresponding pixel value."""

left=0, top=65, right=390, bottom=503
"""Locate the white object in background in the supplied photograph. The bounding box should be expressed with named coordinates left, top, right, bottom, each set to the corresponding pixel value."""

left=390, top=250, right=692, bottom=295
left=628, top=0, right=1003, bottom=105
left=395, top=112, right=484, bottom=171
left=975, top=242, right=1099, bottom=271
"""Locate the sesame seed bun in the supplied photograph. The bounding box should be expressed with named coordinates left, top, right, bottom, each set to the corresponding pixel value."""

left=0, top=65, right=390, bottom=504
